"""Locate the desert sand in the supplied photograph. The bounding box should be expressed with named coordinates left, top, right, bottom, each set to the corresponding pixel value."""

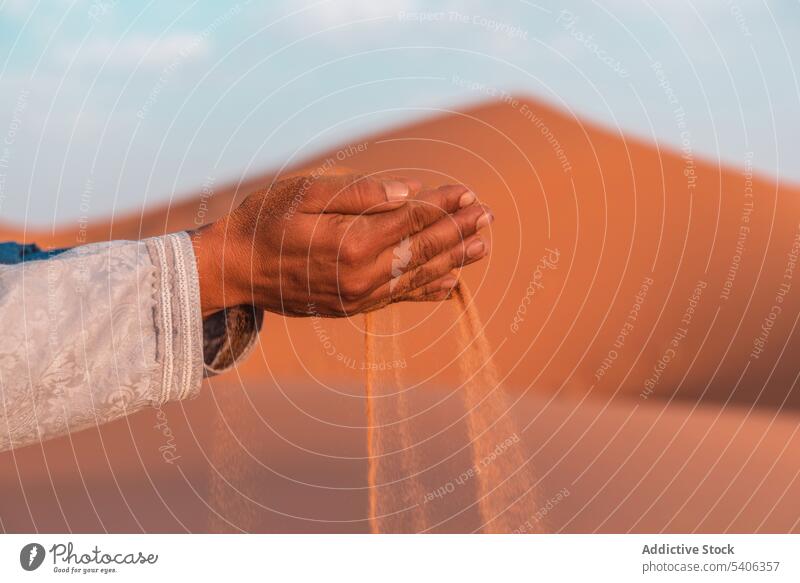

left=1, top=96, right=798, bottom=533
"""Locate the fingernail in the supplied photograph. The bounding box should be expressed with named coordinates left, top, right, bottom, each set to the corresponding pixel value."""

left=383, top=180, right=409, bottom=201
left=466, top=239, right=486, bottom=259
left=475, top=211, right=493, bottom=230
left=458, top=190, right=476, bottom=208
left=440, top=277, right=458, bottom=290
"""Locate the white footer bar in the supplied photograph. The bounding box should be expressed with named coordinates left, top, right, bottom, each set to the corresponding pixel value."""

left=1, top=534, right=797, bottom=581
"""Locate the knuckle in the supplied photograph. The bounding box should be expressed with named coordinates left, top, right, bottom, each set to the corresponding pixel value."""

left=339, top=240, right=366, bottom=266
left=435, top=189, right=453, bottom=211
left=406, top=202, right=431, bottom=234
left=425, top=185, right=459, bottom=214
left=329, top=213, right=349, bottom=232
left=451, top=243, right=467, bottom=267
left=411, top=230, right=439, bottom=264
left=350, top=175, right=380, bottom=207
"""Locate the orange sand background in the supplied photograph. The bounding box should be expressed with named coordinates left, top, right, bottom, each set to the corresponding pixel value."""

left=1, top=97, right=798, bottom=532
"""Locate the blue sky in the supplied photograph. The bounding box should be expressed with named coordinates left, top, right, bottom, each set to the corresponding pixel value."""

left=1, top=0, right=799, bottom=226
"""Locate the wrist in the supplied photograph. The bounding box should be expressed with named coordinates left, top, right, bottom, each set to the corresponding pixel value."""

left=190, top=223, right=231, bottom=317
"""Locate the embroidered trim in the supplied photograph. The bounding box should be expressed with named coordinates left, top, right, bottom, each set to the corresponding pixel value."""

left=169, top=233, right=193, bottom=400
left=153, top=236, right=173, bottom=405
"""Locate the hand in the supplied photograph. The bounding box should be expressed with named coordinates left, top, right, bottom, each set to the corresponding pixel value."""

left=191, top=172, right=493, bottom=318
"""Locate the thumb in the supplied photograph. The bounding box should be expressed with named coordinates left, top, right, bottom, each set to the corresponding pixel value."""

left=303, top=174, right=418, bottom=215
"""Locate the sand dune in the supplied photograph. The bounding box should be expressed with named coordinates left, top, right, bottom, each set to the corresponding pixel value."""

left=1, top=96, right=799, bottom=533
left=11, top=95, right=800, bottom=410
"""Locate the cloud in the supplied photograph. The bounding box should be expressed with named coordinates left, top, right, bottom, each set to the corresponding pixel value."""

left=1, top=0, right=51, bottom=19
left=299, top=0, right=425, bottom=27
left=55, top=33, right=211, bottom=70
left=277, top=0, right=467, bottom=33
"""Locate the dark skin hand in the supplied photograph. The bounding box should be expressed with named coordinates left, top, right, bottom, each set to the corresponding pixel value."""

left=191, top=172, right=493, bottom=318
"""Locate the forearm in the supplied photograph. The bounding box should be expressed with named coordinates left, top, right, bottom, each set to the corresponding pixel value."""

left=0, top=232, right=261, bottom=452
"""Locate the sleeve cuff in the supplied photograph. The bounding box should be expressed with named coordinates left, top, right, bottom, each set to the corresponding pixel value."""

left=145, top=232, right=265, bottom=403
left=144, top=232, right=205, bottom=404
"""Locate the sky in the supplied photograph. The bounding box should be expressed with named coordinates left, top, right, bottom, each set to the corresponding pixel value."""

left=1, top=0, right=799, bottom=226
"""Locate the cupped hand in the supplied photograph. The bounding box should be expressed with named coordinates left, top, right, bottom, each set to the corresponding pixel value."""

left=191, top=172, right=493, bottom=318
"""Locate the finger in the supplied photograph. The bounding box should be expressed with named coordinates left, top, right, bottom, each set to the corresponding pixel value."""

left=375, top=202, right=492, bottom=281
left=390, top=234, right=489, bottom=297
left=311, top=166, right=422, bottom=194
left=358, top=286, right=455, bottom=314
left=359, top=184, right=476, bottom=250
left=284, top=166, right=419, bottom=191
left=399, top=289, right=456, bottom=303
left=394, top=273, right=459, bottom=302
left=301, top=174, right=417, bottom=215
left=408, top=290, right=454, bottom=303
left=359, top=233, right=489, bottom=307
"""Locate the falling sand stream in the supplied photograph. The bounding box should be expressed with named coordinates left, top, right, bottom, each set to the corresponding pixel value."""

left=208, top=283, right=541, bottom=533
left=364, top=284, right=542, bottom=533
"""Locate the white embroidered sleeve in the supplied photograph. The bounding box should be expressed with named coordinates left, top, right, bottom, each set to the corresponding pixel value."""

left=0, top=232, right=262, bottom=452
